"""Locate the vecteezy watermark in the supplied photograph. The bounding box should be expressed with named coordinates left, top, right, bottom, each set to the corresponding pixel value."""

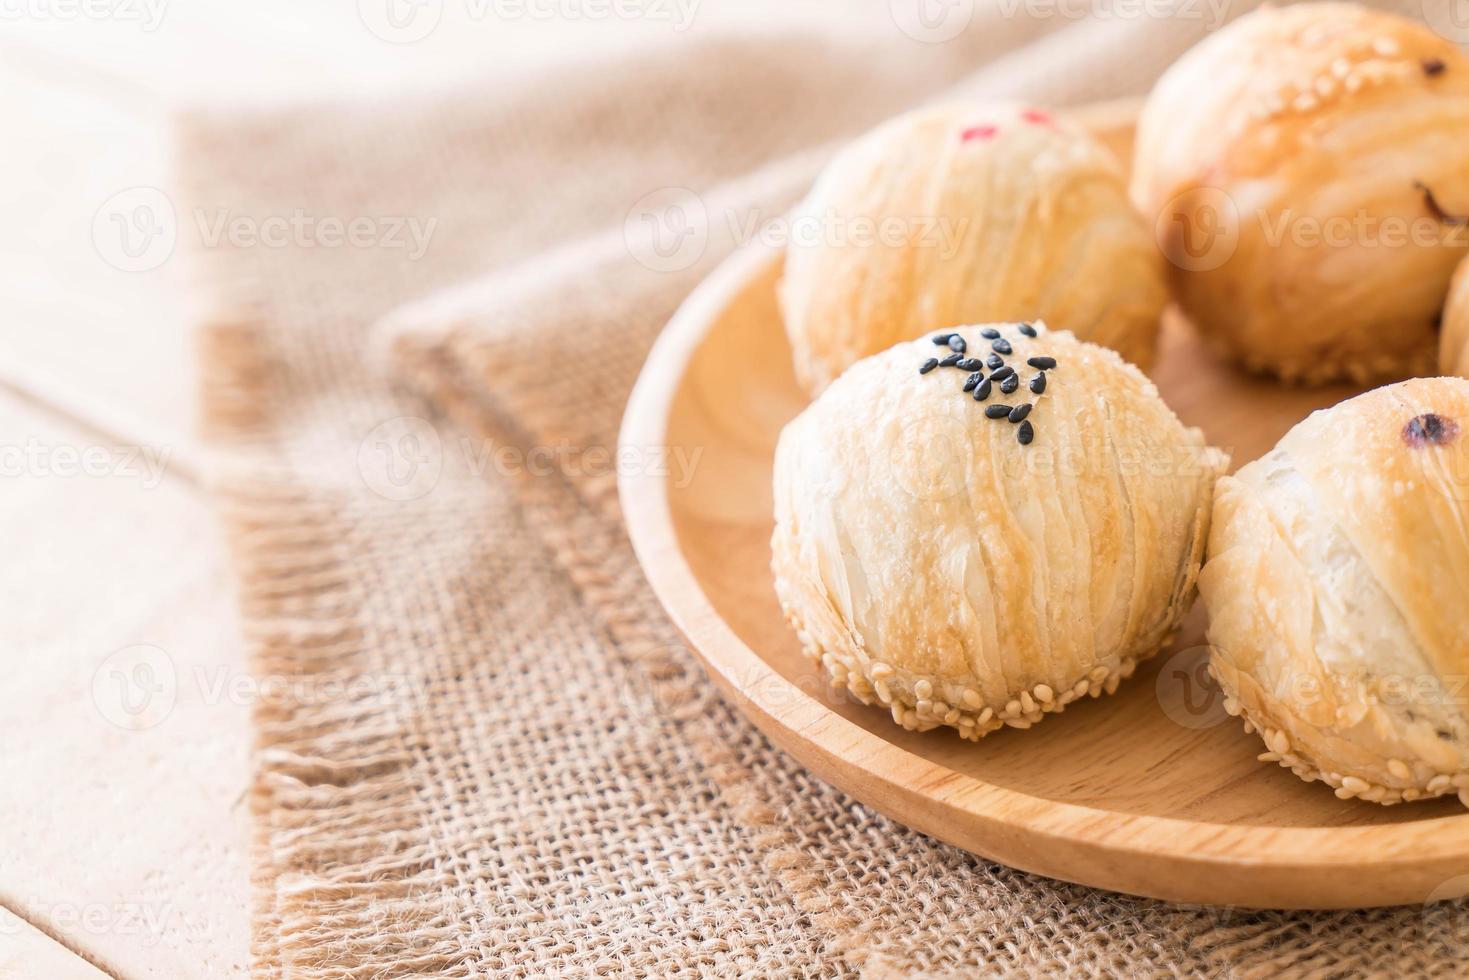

left=1154, top=185, right=1469, bottom=273
left=460, top=436, right=703, bottom=489
left=192, top=666, right=428, bottom=710
left=357, top=416, right=444, bottom=502
left=356, top=0, right=699, bottom=43
left=727, top=207, right=969, bottom=259
left=1423, top=874, right=1469, bottom=957
left=624, top=188, right=972, bottom=273
left=92, top=186, right=177, bottom=273
left=1, top=900, right=180, bottom=948
left=624, top=186, right=710, bottom=273
left=92, top=645, right=178, bottom=730
left=889, top=0, right=975, bottom=42
left=1155, top=645, right=1231, bottom=731
left=0, top=440, right=172, bottom=488
left=193, top=208, right=437, bottom=261
left=92, top=187, right=438, bottom=272
left=993, top=0, right=1230, bottom=30
left=1423, top=0, right=1469, bottom=44
left=0, top=0, right=168, bottom=30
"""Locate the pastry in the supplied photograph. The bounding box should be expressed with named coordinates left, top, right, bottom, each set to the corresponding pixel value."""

left=780, top=103, right=1166, bottom=395
left=1200, top=378, right=1469, bottom=804
left=1132, top=2, right=1469, bottom=384
left=1440, top=255, right=1469, bottom=376
left=771, top=322, right=1227, bottom=738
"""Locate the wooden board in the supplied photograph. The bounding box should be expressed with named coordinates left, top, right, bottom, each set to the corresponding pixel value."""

left=618, top=104, right=1469, bottom=909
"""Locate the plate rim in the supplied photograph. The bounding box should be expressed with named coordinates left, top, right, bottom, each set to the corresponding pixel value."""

left=618, top=237, right=1469, bottom=908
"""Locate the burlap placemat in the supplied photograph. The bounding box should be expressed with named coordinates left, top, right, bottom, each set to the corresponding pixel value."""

left=184, top=3, right=1467, bottom=975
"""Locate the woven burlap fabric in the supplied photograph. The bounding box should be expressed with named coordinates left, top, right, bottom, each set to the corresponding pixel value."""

left=184, top=3, right=1469, bottom=975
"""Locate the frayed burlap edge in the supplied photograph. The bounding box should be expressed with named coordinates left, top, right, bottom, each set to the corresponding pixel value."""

left=200, top=316, right=479, bottom=979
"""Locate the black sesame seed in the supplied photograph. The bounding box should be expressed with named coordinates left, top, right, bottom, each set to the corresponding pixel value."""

left=1424, top=57, right=1447, bottom=76
left=948, top=336, right=967, bottom=353
left=972, top=379, right=992, bottom=401
left=1017, top=420, right=1034, bottom=445
left=991, top=339, right=1013, bottom=355
left=919, top=358, right=939, bottom=374
left=1027, top=356, right=1057, bottom=370
left=956, top=357, right=983, bottom=371
left=1007, top=403, right=1032, bottom=424
left=985, top=404, right=1011, bottom=419
left=980, top=328, right=1001, bottom=339
left=1018, top=322, right=1037, bottom=337
left=962, top=372, right=982, bottom=392
left=986, top=353, right=1004, bottom=370
left=1030, top=372, right=1047, bottom=394
left=989, top=365, right=1016, bottom=382
left=939, top=353, right=962, bottom=367
left=932, top=334, right=954, bottom=345
left=1000, top=375, right=1019, bottom=395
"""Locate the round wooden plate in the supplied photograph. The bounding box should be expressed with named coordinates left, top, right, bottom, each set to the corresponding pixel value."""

left=618, top=105, right=1469, bottom=909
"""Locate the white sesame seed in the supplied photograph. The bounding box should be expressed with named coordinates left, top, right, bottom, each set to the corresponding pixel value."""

left=1034, top=684, right=1054, bottom=704
left=870, top=662, right=894, bottom=680
left=978, top=707, right=994, bottom=724
left=961, top=689, right=983, bottom=709
left=1429, top=774, right=1454, bottom=794
left=1341, top=775, right=1370, bottom=794
left=1388, top=759, right=1412, bottom=781
left=914, top=679, right=933, bottom=700
left=1458, top=787, right=1469, bottom=808
left=1268, top=729, right=1291, bottom=755
left=1020, top=691, right=1036, bottom=714
left=1004, top=699, right=1021, bottom=718
left=1372, top=37, right=1399, bottom=57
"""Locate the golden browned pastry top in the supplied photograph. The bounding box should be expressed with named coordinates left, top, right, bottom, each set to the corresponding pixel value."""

left=782, top=102, right=1165, bottom=395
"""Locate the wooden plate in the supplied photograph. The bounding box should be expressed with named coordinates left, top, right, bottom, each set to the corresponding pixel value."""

left=618, top=103, right=1469, bottom=909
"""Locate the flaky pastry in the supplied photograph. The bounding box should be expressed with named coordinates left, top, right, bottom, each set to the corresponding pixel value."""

left=1133, top=2, right=1469, bottom=384
left=1201, top=378, right=1469, bottom=804
left=1440, top=255, right=1469, bottom=376
left=780, top=103, right=1166, bottom=395
left=771, top=322, right=1226, bottom=739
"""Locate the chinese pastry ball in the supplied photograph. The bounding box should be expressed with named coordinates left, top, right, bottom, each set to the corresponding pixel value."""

left=1440, top=256, right=1469, bottom=376
left=1132, top=3, right=1469, bottom=384
left=779, top=103, right=1166, bottom=395
left=771, top=322, right=1227, bottom=739
left=1200, top=378, right=1469, bottom=805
